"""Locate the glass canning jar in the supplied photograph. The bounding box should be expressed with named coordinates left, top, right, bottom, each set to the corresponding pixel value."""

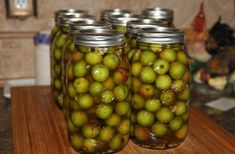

left=109, top=14, right=140, bottom=33
left=50, top=15, right=96, bottom=108
left=142, top=7, right=174, bottom=27
left=130, top=27, right=190, bottom=149
left=100, top=8, right=132, bottom=22
left=64, top=29, right=131, bottom=153
left=50, top=9, right=88, bottom=43
left=124, top=18, right=168, bottom=60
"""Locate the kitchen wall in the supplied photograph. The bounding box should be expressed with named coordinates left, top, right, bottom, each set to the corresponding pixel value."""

left=0, top=0, right=234, bottom=84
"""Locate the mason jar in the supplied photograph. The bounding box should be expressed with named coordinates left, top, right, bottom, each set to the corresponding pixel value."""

left=50, top=15, right=96, bottom=108
left=100, top=8, right=132, bottom=22
left=65, top=29, right=131, bottom=153
left=109, top=14, right=140, bottom=33
left=62, top=21, right=111, bottom=114
left=142, top=8, right=174, bottom=27
left=124, top=18, right=168, bottom=60
left=50, top=9, right=88, bottom=43
left=130, top=27, right=190, bottom=149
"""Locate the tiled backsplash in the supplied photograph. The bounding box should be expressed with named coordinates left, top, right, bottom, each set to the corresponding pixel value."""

left=0, top=0, right=234, bottom=83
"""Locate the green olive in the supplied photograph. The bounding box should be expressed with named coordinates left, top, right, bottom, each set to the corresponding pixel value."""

left=182, top=112, right=189, bottom=122
left=160, top=48, right=176, bottom=62
left=127, top=49, right=137, bottom=61
left=139, top=83, right=155, bottom=99
left=132, top=94, right=145, bottom=109
left=96, top=104, right=113, bottom=120
left=105, top=113, right=121, bottom=127
left=170, top=117, right=183, bottom=131
left=83, top=138, right=97, bottom=153
left=71, top=111, right=88, bottom=127
left=150, top=44, right=161, bottom=52
left=160, top=90, right=176, bottom=106
left=140, top=66, right=156, bottom=83
left=101, top=90, right=114, bottom=103
left=103, top=53, right=120, bottom=70
left=70, top=134, right=84, bottom=150
left=171, top=80, right=185, bottom=93
left=70, top=99, right=80, bottom=110
left=91, top=64, right=110, bottom=82
left=85, top=52, right=103, bottom=65
left=177, top=86, right=190, bottom=101
left=56, top=35, right=68, bottom=47
left=114, top=85, right=129, bottom=101
left=151, top=122, right=168, bottom=137
left=67, top=118, right=79, bottom=133
left=78, top=45, right=90, bottom=52
left=89, top=82, right=104, bottom=96
left=77, top=94, right=93, bottom=109
left=175, top=124, right=188, bottom=140
left=155, top=75, right=172, bottom=91
left=130, top=38, right=137, bottom=48
left=118, top=119, right=131, bottom=135
left=156, top=107, right=174, bottom=123
left=115, top=101, right=130, bottom=116
left=140, top=50, right=157, bottom=66
left=54, top=79, right=62, bottom=90
left=131, top=62, right=143, bottom=77
left=99, top=126, right=115, bottom=142
left=137, top=110, right=155, bottom=126
left=109, top=134, right=123, bottom=150
left=177, top=51, right=188, bottom=64
left=67, top=83, right=76, bottom=98
left=153, top=59, right=170, bottom=75
left=73, top=77, right=89, bottom=93
left=82, top=123, right=100, bottom=138
left=169, top=61, right=186, bottom=80
left=54, top=64, right=61, bottom=75
left=174, top=101, right=187, bottom=116
left=134, top=125, right=150, bottom=141
left=144, top=98, right=161, bottom=112
left=73, top=60, right=88, bottom=77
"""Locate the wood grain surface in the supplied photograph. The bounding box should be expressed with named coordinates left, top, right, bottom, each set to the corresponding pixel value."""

left=11, top=86, right=235, bottom=154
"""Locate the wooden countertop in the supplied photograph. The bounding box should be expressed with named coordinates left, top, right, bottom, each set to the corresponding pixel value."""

left=11, top=86, right=235, bottom=154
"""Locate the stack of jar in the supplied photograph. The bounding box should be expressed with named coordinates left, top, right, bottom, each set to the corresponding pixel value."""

left=49, top=7, right=190, bottom=153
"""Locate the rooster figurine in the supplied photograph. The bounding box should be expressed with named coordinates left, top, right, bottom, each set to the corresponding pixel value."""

left=186, top=2, right=211, bottom=62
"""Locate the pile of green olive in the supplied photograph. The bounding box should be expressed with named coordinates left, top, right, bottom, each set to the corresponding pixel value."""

left=51, top=27, right=70, bottom=107
left=65, top=45, right=131, bottom=153
left=130, top=42, right=190, bottom=148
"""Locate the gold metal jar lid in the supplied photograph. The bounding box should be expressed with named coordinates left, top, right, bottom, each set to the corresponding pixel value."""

left=101, top=8, right=132, bottom=21
left=137, top=27, right=184, bottom=44
left=75, top=29, right=124, bottom=47
left=142, top=7, right=174, bottom=20
left=126, top=18, right=168, bottom=34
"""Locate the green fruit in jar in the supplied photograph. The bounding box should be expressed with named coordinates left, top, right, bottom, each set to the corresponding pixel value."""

left=67, top=63, right=74, bottom=80
left=79, top=45, right=90, bottom=52
left=151, top=122, right=168, bottom=137
left=96, top=104, right=113, bottom=119
left=72, top=51, right=85, bottom=62
left=70, top=134, right=84, bottom=149
left=140, top=50, right=157, bottom=66
left=150, top=44, right=161, bottom=52
left=114, top=85, right=129, bottom=101
left=137, top=110, right=154, bottom=126
left=99, top=127, right=115, bottom=142
left=139, top=84, right=155, bottom=99
left=56, top=35, right=67, bottom=47
left=131, top=38, right=137, bottom=48
left=134, top=125, right=150, bottom=141
left=67, top=83, right=76, bottom=98
left=131, top=62, right=142, bottom=77
left=67, top=118, right=79, bottom=132
left=69, top=42, right=75, bottom=52
left=156, top=107, right=174, bottom=123
left=73, top=77, right=89, bottom=93
left=127, top=49, right=136, bottom=61
left=160, top=48, right=176, bottom=62
left=101, top=90, right=114, bottom=103
left=177, top=86, right=190, bottom=101
left=113, top=68, right=129, bottom=84
left=82, top=123, right=100, bottom=138
left=145, top=98, right=161, bottom=112
left=182, top=112, right=189, bottom=122
left=85, top=52, right=102, bottom=65
left=57, top=94, right=63, bottom=106
left=116, top=25, right=126, bottom=32
left=91, top=64, right=109, bottom=82
left=133, top=78, right=142, bottom=93
left=115, top=101, right=130, bottom=116
left=54, top=64, right=61, bottom=75
left=103, top=77, right=115, bottom=90
left=153, top=59, right=169, bottom=75
left=171, top=80, right=185, bottom=93
left=71, top=111, right=88, bottom=127
left=73, top=60, right=88, bottom=77
left=177, top=51, right=188, bottom=64
left=118, top=119, right=131, bottom=135
left=132, top=94, right=145, bottom=109
left=109, top=134, right=123, bottom=150
left=169, top=62, right=186, bottom=79
left=170, top=117, right=183, bottom=131
left=103, top=53, right=120, bottom=70
left=70, top=99, right=80, bottom=110
left=175, top=124, right=188, bottom=140
left=155, top=75, right=172, bottom=91
left=77, top=94, right=93, bottom=109
left=83, top=138, right=97, bottom=153
left=131, top=49, right=141, bottom=62
left=140, top=66, right=156, bottom=83
left=174, top=101, right=187, bottom=116
left=105, top=113, right=121, bottom=127
left=107, top=46, right=116, bottom=53
left=89, top=82, right=104, bottom=96
left=160, top=90, right=176, bottom=106
left=54, top=79, right=62, bottom=90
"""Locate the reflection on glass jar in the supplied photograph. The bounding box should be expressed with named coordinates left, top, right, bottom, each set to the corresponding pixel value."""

left=130, top=27, right=190, bottom=149
left=64, top=29, right=131, bottom=153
